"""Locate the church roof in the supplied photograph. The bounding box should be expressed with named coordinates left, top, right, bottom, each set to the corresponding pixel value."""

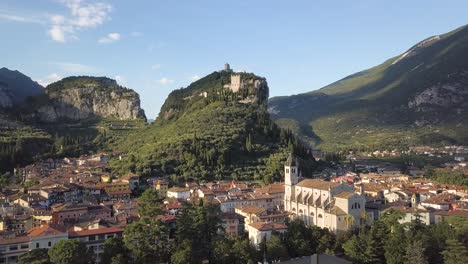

left=285, top=153, right=298, bottom=167
left=334, top=191, right=355, bottom=199
left=296, top=179, right=341, bottom=191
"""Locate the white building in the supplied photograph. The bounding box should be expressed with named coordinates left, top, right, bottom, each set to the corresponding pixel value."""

left=167, top=187, right=191, bottom=200
left=284, top=154, right=367, bottom=232
left=247, top=222, right=287, bottom=248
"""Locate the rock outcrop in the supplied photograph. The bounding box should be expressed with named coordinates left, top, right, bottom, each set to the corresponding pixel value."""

left=32, top=77, right=146, bottom=123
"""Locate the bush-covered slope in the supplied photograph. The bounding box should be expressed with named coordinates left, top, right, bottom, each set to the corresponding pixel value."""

left=269, top=25, right=468, bottom=151
left=110, top=71, right=315, bottom=182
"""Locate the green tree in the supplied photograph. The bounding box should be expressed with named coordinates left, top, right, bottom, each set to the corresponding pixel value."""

left=18, top=248, right=50, bottom=264
left=171, top=240, right=193, bottom=264
left=384, top=225, right=407, bottom=264
left=100, top=237, right=130, bottom=264
left=231, top=237, right=256, bottom=264
left=123, top=217, right=171, bottom=263
left=405, top=240, right=428, bottom=264
left=48, top=239, right=93, bottom=264
left=266, top=235, right=288, bottom=262
left=137, top=189, right=162, bottom=218
left=442, top=239, right=468, bottom=264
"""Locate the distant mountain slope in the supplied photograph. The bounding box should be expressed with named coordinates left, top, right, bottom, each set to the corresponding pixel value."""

left=269, top=25, right=468, bottom=151
left=0, top=74, right=146, bottom=173
left=111, top=70, right=316, bottom=182
left=0, top=67, right=43, bottom=106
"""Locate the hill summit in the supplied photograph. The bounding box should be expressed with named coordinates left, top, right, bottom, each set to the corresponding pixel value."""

left=110, top=67, right=315, bottom=182
left=269, top=25, right=468, bottom=151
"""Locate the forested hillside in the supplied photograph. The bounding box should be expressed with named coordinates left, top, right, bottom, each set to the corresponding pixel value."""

left=110, top=71, right=316, bottom=182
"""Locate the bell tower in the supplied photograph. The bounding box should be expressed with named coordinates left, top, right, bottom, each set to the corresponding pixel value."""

left=285, top=153, right=298, bottom=186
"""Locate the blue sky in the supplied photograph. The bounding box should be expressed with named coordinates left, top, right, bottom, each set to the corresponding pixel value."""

left=1, top=0, right=467, bottom=118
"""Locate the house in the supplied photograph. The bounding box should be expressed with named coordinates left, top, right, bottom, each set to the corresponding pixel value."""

left=28, top=225, right=68, bottom=250
left=69, top=227, right=123, bottom=263
left=154, top=179, right=169, bottom=198
left=120, top=174, right=139, bottom=191
left=247, top=222, right=287, bottom=248
left=235, top=206, right=267, bottom=231
left=0, top=236, right=30, bottom=264
left=220, top=212, right=243, bottom=237
left=167, top=187, right=190, bottom=200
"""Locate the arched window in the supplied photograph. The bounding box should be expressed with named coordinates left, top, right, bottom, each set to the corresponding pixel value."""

left=292, top=207, right=296, bottom=212
left=318, top=214, right=323, bottom=219
left=310, top=212, right=314, bottom=217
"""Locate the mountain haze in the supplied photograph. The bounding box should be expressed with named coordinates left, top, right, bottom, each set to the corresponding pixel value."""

left=269, top=25, right=468, bottom=151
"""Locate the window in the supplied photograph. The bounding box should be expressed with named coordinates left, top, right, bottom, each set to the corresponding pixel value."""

left=310, top=212, right=314, bottom=216
left=318, top=214, right=323, bottom=219
left=286, top=168, right=290, bottom=174
left=48, top=241, right=52, bottom=247
left=89, top=235, right=96, bottom=241
left=9, top=245, right=18, bottom=251
left=20, top=244, right=28, bottom=249
left=98, top=234, right=105, bottom=240
left=36, top=243, right=40, bottom=249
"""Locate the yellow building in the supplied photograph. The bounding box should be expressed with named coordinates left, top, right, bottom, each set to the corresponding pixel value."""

left=154, top=179, right=169, bottom=198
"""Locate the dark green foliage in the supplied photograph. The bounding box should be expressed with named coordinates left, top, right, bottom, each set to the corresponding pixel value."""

left=18, top=248, right=50, bottom=264
left=442, top=239, right=468, bottom=264
left=48, top=239, right=93, bottom=264
left=137, top=189, right=162, bottom=218
left=100, top=237, right=131, bottom=264
left=123, top=217, right=171, bottom=263
left=173, top=201, right=223, bottom=263
left=426, top=169, right=468, bottom=188
left=270, top=25, right=468, bottom=151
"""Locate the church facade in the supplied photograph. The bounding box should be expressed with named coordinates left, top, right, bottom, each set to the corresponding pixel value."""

left=284, top=155, right=367, bottom=232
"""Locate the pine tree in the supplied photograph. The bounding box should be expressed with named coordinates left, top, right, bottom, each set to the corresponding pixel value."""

left=405, top=240, right=428, bottom=264
left=442, top=239, right=468, bottom=264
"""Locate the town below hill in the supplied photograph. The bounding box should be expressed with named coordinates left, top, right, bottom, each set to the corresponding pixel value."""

left=0, top=146, right=466, bottom=263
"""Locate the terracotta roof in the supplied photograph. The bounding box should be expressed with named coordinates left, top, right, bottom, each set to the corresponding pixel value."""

left=69, top=227, right=123, bottom=237
left=296, top=179, right=341, bottom=190
left=28, top=225, right=66, bottom=237
left=235, top=205, right=267, bottom=215
left=248, top=221, right=287, bottom=231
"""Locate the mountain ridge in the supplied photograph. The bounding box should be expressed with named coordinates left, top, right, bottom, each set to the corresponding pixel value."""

left=269, top=24, right=468, bottom=151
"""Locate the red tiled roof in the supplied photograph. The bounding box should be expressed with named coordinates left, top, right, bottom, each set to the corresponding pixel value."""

left=28, top=225, right=65, bottom=237
left=248, top=222, right=287, bottom=231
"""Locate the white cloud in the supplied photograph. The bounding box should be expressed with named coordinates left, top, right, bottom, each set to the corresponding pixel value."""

left=151, top=64, right=162, bottom=70
left=0, top=12, right=43, bottom=24
left=37, top=73, right=62, bottom=87
left=48, top=0, right=112, bottom=43
left=191, top=74, right=201, bottom=82
left=115, top=75, right=126, bottom=86
left=98, top=32, right=121, bottom=44
left=157, top=77, right=174, bottom=86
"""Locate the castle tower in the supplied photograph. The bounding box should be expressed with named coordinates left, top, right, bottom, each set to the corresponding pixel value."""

left=230, top=74, right=242, bottom=93
left=224, top=63, right=231, bottom=72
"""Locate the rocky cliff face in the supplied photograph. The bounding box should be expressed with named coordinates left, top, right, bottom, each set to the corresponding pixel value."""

left=408, top=71, right=468, bottom=111
left=31, top=77, right=146, bottom=123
